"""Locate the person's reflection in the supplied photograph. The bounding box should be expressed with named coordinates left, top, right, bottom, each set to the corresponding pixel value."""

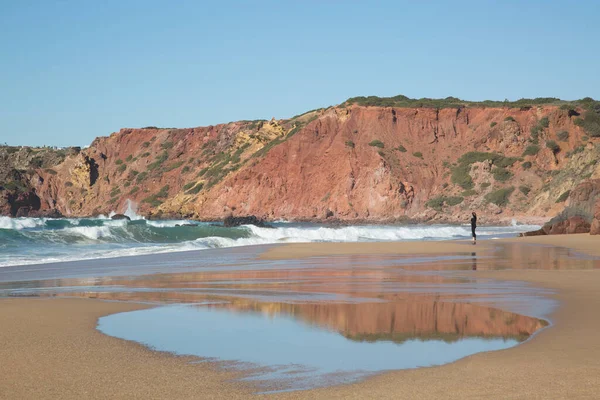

left=471, top=252, right=477, bottom=271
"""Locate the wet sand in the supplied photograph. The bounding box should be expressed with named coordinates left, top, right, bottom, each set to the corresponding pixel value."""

left=1, top=234, right=600, bottom=398
left=261, top=233, right=600, bottom=260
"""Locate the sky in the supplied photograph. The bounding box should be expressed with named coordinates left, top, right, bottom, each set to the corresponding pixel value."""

left=1, top=0, right=599, bottom=147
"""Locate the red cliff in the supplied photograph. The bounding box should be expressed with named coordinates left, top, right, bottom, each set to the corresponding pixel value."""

left=2, top=97, right=599, bottom=223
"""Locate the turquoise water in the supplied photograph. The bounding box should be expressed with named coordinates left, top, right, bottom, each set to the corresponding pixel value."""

left=0, top=215, right=540, bottom=267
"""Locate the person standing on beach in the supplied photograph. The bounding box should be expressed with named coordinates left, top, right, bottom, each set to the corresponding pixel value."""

left=471, top=212, right=477, bottom=244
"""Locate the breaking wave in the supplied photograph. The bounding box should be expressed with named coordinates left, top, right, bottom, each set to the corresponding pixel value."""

left=0, top=215, right=539, bottom=267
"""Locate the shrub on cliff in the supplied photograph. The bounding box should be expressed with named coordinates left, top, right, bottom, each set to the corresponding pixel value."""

left=30, top=156, right=44, bottom=168
left=135, top=171, right=148, bottom=183
left=345, top=141, right=355, bottom=148
left=164, top=161, right=184, bottom=173
left=522, top=145, right=540, bottom=156
left=504, top=116, right=515, bottom=122
left=451, top=152, right=516, bottom=191
left=519, top=186, right=531, bottom=196
left=185, top=182, right=204, bottom=195
left=557, top=131, right=569, bottom=141
left=492, top=167, right=513, bottom=182
left=147, top=151, right=168, bottom=171
left=368, top=140, right=384, bottom=148
left=451, top=164, right=474, bottom=190
left=445, top=196, right=464, bottom=206
left=556, top=190, right=571, bottom=203
left=485, top=187, right=515, bottom=207
left=546, top=140, right=560, bottom=154
left=142, top=185, right=170, bottom=207
left=574, top=110, right=600, bottom=137
left=496, top=156, right=519, bottom=168
left=457, top=151, right=513, bottom=166
left=426, top=195, right=463, bottom=211
left=490, top=122, right=497, bottom=128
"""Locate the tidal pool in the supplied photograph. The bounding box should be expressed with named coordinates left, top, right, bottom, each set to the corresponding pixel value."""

left=98, top=302, right=539, bottom=392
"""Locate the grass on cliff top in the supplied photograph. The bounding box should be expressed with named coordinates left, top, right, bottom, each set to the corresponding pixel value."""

left=574, top=109, right=600, bottom=138
left=341, top=95, right=597, bottom=110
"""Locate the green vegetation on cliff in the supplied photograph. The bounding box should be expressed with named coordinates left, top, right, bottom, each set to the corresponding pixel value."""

left=451, top=152, right=517, bottom=190
left=342, top=95, right=596, bottom=110
left=426, top=195, right=464, bottom=211
left=485, top=187, right=515, bottom=207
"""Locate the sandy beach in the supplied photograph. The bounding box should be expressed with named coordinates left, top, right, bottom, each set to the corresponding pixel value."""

left=1, top=234, right=600, bottom=399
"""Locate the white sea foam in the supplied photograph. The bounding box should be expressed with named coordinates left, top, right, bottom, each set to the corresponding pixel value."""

left=146, top=220, right=195, bottom=228
left=0, top=219, right=541, bottom=267
left=245, top=224, right=471, bottom=243
left=0, top=216, right=45, bottom=230
left=66, top=226, right=113, bottom=240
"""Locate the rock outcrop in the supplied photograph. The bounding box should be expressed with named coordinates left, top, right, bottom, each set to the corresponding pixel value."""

left=590, top=204, right=600, bottom=235
left=223, top=215, right=270, bottom=228
left=522, top=179, right=600, bottom=236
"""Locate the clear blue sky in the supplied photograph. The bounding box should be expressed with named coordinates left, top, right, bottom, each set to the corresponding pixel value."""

left=1, top=0, right=599, bottom=147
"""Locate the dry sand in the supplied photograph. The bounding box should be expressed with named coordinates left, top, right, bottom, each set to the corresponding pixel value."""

left=0, top=299, right=255, bottom=400
left=2, top=234, right=600, bottom=399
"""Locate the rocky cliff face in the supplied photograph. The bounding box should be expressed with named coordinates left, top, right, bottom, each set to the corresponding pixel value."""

left=2, top=98, right=600, bottom=223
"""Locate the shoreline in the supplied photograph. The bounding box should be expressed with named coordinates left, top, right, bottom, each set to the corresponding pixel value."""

left=2, top=213, right=548, bottom=226
left=261, top=233, right=600, bottom=260
left=1, top=235, right=600, bottom=398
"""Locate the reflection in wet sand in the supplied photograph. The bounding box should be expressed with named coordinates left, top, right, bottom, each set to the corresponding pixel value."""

left=98, top=301, right=539, bottom=393
left=0, top=241, right=579, bottom=391
left=205, top=299, right=546, bottom=343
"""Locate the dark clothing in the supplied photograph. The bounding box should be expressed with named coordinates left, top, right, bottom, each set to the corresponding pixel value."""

left=471, top=215, right=477, bottom=239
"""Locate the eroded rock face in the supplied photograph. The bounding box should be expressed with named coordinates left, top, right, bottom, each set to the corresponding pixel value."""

left=541, top=179, right=600, bottom=236
left=0, top=104, right=595, bottom=223
left=544, top=216, right=591, bottom=235
left=5, top=190, right=41, bottom=217
left=590, top=200, right=600, bottom=235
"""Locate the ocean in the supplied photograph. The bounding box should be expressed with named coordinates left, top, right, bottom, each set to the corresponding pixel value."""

left=0, top=206, right=540, bottom=267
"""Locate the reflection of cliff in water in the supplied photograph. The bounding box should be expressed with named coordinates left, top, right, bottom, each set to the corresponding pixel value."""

left=206, top=299, right=547, bottom=343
